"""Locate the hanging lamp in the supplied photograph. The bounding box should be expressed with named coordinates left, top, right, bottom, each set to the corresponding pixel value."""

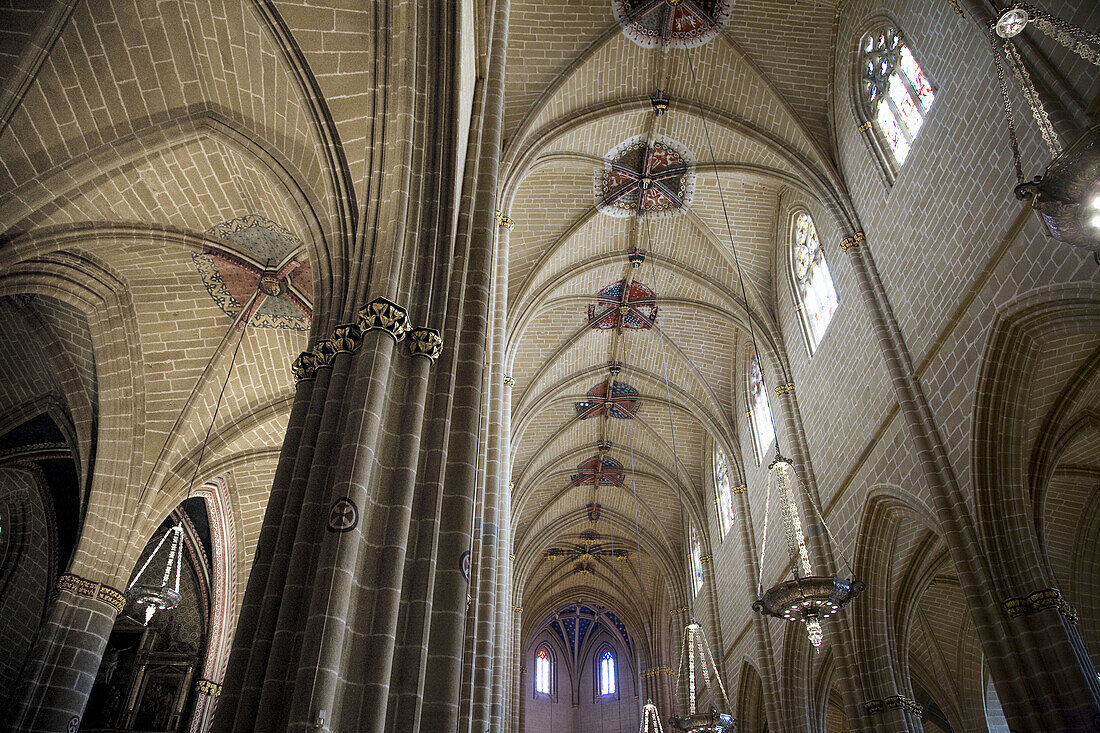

left=983, top=3, right=1100, bottom=252
left=125, top=281, right=259, bottom=625
left=669, top=622, right=735, bottom=732
left=751, top=456, right=863, bottom=647
left=126, top=524, right=184, bottom=625
left=640, top=698, right=666, bottom=733
left=677, top=47, right=863, bottom=649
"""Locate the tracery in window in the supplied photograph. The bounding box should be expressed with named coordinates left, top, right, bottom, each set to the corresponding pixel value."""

left=535, top=646, right=552, bottom=695
left=861, top=27, right=934, bottom=167
left=748, top=357, right=775, bottom=463
left=792, top=213, right=838, bottom=352
left=714, top=449, right=734, bottom=537
left=690, top=526, right=705, bottom=596
left=598, top=649, right=617, bottom=696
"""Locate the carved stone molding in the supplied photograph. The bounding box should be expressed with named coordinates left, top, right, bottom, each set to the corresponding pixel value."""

left=408, top=327, right=444, bottom=362
left=1005, top=587, right=1078, bottom=623
left=57, top=573, right=126, bottom=615
left=840, top=230, right=866, bottom=252
left=862, top=694, right=923, bottom=716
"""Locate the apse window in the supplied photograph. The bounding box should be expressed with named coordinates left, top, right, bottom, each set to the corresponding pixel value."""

left=535, top=646, right=553, bottom=696
left=598, top=649, right=617, bottom=697
left=748, top=357, right=775, bottom=464
left=792, top=212, right=838, bottom=353
left=860, top=26, right=935, bottom=169
left=714, top=449, right=734, bottom=537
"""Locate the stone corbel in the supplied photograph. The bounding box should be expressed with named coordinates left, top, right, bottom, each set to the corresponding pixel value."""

left=840, top=231, right=866, bottom=252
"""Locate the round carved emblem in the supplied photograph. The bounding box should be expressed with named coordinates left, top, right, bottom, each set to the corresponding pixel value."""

left=327, top=497, right=359, bottom=533
left=68, top=716, right=80, bottom=733
left=460, top=550, right=472, bottom=583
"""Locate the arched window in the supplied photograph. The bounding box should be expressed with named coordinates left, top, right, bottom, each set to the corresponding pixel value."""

left=713, top=449, right=734, bottom=537
left=535, top=645, right=553, bottom=695
left=859, top=26, right=935, bottom=171
left=748, top=356, right=775, bottom=464
left=598, top=648, right=617, bottom=696
left=791, top=212, right=838, bottom=352
left=690, top=526, right=705, bottom=596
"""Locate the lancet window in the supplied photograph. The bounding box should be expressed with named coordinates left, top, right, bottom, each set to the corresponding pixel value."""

left=714, top=449, right=734, bottom=537
left=792, top=212, right=838, bottom=352
left=860, top=26, right=935, bottom=171
left=748, top=357, right=775, bottom=463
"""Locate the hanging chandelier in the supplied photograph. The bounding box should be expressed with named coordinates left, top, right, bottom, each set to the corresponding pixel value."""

left=984, top=3, right=1100, bottom=252
left=751, top=456, right=863, bottom=647
left=640, top=699, right=666, bottom=733
left=125, top=282, right=258, bottom=625
left=126, top=524, right=184, bottom=625
left=670, top=623, right=735, bottom=732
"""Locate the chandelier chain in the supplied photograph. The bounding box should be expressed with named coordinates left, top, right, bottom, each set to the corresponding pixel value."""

left=988, top=26, right=1025, bottom=183
left=1003, top=40, right=1062, bottom=156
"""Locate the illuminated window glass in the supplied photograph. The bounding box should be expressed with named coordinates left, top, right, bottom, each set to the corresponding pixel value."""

left=714, top=450, right=734, bottom=537
left=861, top=27, right=934, bottom=168
left=748, top=357, right=775, bottom=463
left=535, top=646, right=552, bottom=695
left=690, top=526, right=704, bottom=596
left=598, top=649, right=616, bottom=695
left=792, top=213, right=838, bottom=352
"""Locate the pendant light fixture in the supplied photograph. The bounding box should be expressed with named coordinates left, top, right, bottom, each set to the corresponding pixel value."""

left=679, top=47, right=862, bottom=649
left=670, top=623, right=735, bottom=733
left=984, top=3, right=1100, bottom=252
left=125, top=282, right=259, bottom=625
left=640, top=699, right=666, bottom=733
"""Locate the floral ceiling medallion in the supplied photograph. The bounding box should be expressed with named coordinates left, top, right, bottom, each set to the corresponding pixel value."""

left=594, top=135, right=695, bottom=218
left=612, top=0, right=731, bottom=49
left=588, top=279, right=659, bottom=331
left=194, top=214, right=312, bottom=330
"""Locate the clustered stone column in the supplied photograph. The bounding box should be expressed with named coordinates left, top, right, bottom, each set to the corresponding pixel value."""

left=839, top=228, right=1100, bottom=729
left=7, top=574, right=126, bottom=732
left=210, top=1, right=512, bottom=731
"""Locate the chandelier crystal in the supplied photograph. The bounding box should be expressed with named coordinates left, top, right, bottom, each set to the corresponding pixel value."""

left=752, top=456, right=863, bottom=648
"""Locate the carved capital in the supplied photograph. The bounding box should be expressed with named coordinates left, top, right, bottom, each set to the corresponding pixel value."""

left=863, top=694, right=923, bottom=716
left=358, top=297, right=411, bottom=341
left=774, top=382, right=795, bottom=396
left=503, top=375, right=515, bottom=386
left=332, top=323, right=363, bottom=354
left=496, top=210, right=515, bottom=230
left=1005, top=587, right=1078, bottom=623
left=407, top=327, right=443, bottom=361
left=292, top=351, right=318, bottom=383
left=195, top=679, right=222, bottom=697
left=840, top=230, right=866, bottom=252
left=731, top=483, right=747, bottom=495
left=57, top=573, right=126, bottom=614
left=313, top=338, right=337, bottom=370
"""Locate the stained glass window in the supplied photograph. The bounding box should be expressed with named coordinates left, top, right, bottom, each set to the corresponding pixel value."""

left=714, top=450, right=734, bottom=537
left=535, top=646, right=552, bottom=694
left=691, top=526, right=705, bottom=595
left=599, top=649, right=617, bottom=695
left=861, top=28, right=934, bottom=167
left=792, top=213, right=838, bottom=352
left=749, top=357, right=775, bottom=463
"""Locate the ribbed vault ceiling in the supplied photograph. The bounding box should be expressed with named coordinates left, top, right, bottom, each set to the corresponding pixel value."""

left=504, top=1, right=839, bottom=633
